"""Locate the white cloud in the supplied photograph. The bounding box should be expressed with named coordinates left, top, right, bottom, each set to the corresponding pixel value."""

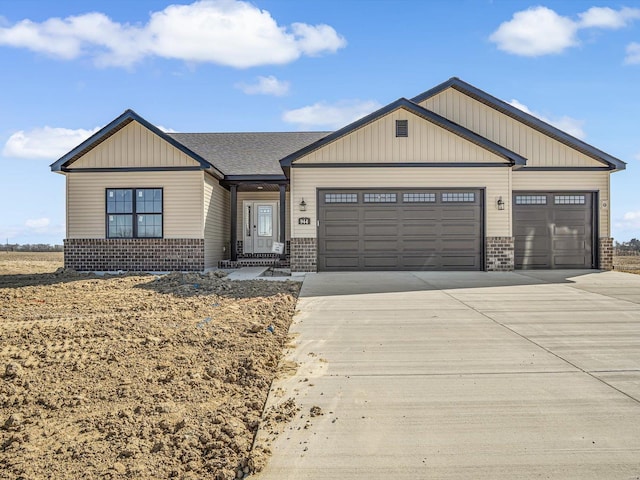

left=578, top=7, right=640, bottom=29
left=282, top=100, right=381, bottom=129
left=0, top=218, right=64, bottom=241
left=489, top=6, right=578, bottom=56
left=2, top=125, right=100, bottom=160
left=236, top=75, right=290, bottom=96
left=25, top=217, right=50, bottom=229
left=490, top=6, right=640, bottom=57
left=0, top=0, right=346, bottom=68
left=625, top=42, right=640, bottom=64
left=157, top=125, right=176, bottom=133
left=615, top=210, right=640, bottom=230
left=508, top=99, right=586, bottom=139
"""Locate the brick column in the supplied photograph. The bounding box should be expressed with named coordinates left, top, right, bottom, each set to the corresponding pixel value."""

left=599, top=237, right=613, bottom=270
left=290, top=237, right=317, bottom=272
left=486, top=236, right=514, bottom=271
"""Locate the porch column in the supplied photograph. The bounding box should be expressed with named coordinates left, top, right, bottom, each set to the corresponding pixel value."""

left=279, top=184, right=286, bottom=260
left=230, top=184, right=238, bottom=262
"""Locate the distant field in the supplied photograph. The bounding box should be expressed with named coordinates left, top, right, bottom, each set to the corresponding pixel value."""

left=614, top=255, right=640, bottom=275
left=0, top=251, right=64, bottom=274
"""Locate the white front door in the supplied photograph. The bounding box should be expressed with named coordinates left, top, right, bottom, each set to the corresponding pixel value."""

left=243, top=201, right=279, bottom=254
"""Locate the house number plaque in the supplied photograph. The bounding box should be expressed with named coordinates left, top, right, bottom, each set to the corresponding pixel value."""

left=298, top=217, right=311, bottom=225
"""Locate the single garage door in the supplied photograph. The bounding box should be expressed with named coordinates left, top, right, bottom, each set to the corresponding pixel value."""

left=513, top=192, right=595, bottom=269
left=317, top=189, right=483, bottom=271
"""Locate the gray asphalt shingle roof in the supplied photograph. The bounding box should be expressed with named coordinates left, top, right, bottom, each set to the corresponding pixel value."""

left=168, top=132, right=330, bottom=176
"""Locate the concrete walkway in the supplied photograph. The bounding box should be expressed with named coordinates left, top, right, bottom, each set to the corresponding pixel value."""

left=255, top=271, right=640, bottom=479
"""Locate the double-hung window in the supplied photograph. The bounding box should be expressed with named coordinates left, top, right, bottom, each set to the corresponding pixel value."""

left=106, top=188, right=162, bottom=238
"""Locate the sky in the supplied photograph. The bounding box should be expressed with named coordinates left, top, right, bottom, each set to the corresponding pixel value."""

left=0, top=0, right=639, bottom=245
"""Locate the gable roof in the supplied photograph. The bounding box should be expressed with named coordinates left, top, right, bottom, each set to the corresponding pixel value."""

left=169, top=132, right=329, bottom=176
left=279, top=97, right=527, bottom=168
left=412, top=77, right=626, bottom=171
left=50, top=109, right=223, bottom=176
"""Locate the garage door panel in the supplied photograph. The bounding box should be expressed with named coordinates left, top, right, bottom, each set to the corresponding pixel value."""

left=363, top=256, right=400, bottom=268
left=441, top=208, right=479, bottom=220
left=514, top=192, right=593, bottom=269
left=363, top=224, right=398, bottom=236
left=318, top=189, right=483, bottom=271
left=401, top=238, right=439, bottom=249
left=363, top=239, right=399, bottom=251
left=363, top=209, right=398, bottom=221
left=324, top=209, right=359, bottom=221
left=402, top=209, right=440, bottom=221
left=324, top=224, right=360, bottom=236
left=323, top=239, right=360, bottom=252
left=553, top=225, right=587, bottom=235
left=401, top=224, right=438, bottom=236
left=554, top=255, right=590, bottom=267
left=553, top=239, right=587, bottom=250
left=323, top=255, right=359, bottom=268
left=441, top=223, right=479, bottom=235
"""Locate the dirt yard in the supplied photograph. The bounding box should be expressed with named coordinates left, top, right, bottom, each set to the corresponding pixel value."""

left=0, top=252, right=300, bottom=479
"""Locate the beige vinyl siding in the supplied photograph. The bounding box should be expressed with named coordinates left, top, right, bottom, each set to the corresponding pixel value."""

left=512, top=171, right=610, bottom=236
left=203, top=174, right=230, bottom=268
left=73, top=121, right=200, bottom=169
left=237, top=191, right=290, bottom=239
left=296, top=108, right=506, bottom=164
left=67, top=170, right=203, bottom=238
left=291, top=167, right=511, bottom=238
left=420, top=89, right=604, bottom=168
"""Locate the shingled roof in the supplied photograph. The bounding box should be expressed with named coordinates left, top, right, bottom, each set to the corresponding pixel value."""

left=168, top=132, right=330, bottom=176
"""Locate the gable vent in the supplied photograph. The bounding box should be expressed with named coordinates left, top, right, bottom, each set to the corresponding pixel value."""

left=395, top=119, right=408, bottom=137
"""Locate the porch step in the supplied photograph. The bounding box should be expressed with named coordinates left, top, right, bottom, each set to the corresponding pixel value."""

left=219, top=257, right=290, bottom=269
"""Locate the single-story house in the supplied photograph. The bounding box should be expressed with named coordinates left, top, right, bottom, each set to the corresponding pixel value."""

left=51, top=77, right=625, bottom=273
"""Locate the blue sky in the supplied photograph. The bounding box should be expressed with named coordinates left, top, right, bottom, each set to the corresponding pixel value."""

left=0, top=0, right=639, bottom=244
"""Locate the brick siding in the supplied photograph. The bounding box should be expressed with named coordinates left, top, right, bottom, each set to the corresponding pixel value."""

left=599, top=237, right=613, bottom=270
left=290, top=237, right=317, bottom=272
left=64, top=238, right=204, bottom=272
left=486, top=236, right=514, bottom=272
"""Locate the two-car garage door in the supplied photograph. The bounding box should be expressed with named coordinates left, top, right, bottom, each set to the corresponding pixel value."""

left=317, top=189, right=483, bottom=271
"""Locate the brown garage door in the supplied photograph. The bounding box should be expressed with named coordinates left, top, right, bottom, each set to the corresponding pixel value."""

left=513, top=192, right=595, bottom=269
left=317, top=189, right=483, bottom=271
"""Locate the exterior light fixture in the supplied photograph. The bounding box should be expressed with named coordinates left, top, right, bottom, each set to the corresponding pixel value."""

left=299, top=198, right=307, bottom=212
left=497, top=196, right=505, bottom=210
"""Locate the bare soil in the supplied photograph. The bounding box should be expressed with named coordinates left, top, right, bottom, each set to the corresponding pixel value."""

left=0, top=252, right=300, bottom=479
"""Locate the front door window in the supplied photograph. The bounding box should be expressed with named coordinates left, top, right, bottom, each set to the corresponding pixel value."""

left=257, top=206, right=273, bottom=237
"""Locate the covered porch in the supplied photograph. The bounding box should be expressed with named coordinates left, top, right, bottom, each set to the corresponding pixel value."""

left=219, top=177, right=291, bottom=268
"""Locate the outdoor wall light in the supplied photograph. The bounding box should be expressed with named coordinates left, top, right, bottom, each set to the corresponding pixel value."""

left=299, top=198, right=307, bottom=212
left=497, top=196, right=505, bottom=210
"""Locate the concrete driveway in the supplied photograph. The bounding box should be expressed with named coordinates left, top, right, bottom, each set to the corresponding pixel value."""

left=255, top=271, right=640, bottom=479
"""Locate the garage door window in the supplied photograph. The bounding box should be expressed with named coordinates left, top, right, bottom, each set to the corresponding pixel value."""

left=364, top=193, right=397, bottom=203
left=555, top=195, right=586, bottom=205
left=515, top=195, right=547, bottom=205
left=442, top=192, right=475, bottom=202
left=325, top=193, right=358, bottom=203
left=403, top=193, right=436, bottom=203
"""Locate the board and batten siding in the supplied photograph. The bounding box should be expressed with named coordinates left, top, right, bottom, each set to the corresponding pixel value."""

left=72, top=121, right=200, bottom=169
left=291, top=167, right=511, bottom=238
left=295, top=109, right=508, bottom=165
left=236, top=191, right=291, bottom=240
left=419, top=89, right=603, bottom=168
left=66, top=170, right=203, bottom=239
left=203, top=174, right=230, bottom=268
left=512, top=171, right=610, bottom=236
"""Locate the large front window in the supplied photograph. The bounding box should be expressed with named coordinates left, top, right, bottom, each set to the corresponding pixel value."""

left=106, top=188, right=162, bottom=238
